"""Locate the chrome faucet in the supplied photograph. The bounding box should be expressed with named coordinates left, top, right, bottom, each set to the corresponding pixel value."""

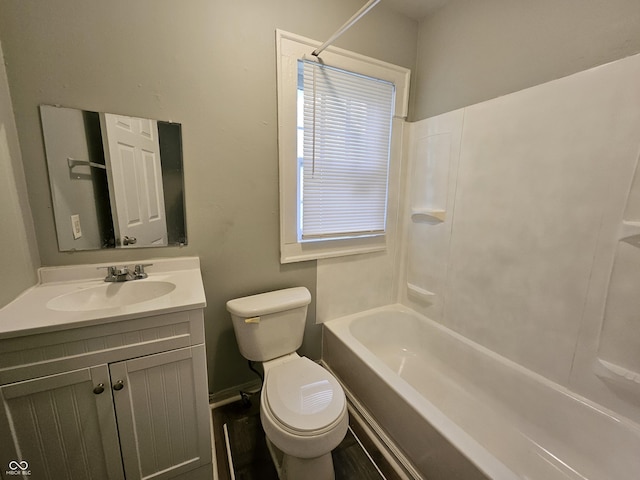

left=97, top=264, right=153, bottom=282
left=133, top=264, right=153, bottom=279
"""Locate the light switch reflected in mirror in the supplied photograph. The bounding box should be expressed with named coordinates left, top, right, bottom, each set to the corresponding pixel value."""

left=40, top=105, right=187, bottom=251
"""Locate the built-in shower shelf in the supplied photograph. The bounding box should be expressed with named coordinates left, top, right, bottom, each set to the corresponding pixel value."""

left=594, top=358, right=640, bottom=385
left=407, top=283, right=436, bottom=300
left=411, top=209, right=446, bottom=224
left=620, top=220, right=640, bottom=248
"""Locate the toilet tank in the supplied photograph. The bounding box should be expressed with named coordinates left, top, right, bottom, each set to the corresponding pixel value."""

left=226, top=287, right=312, bottom=362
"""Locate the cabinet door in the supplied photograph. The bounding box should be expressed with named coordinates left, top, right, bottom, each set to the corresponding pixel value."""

left=110, top=345, right=211, bottom=480
left=0, top=365, right=124, bottom=480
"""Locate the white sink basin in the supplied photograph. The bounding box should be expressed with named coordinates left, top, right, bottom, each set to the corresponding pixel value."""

left=0, top=257, right=206, bottom=339
left=47, top=281, right=176, bottom=312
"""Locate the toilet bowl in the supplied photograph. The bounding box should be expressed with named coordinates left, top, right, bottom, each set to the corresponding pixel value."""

left=261, top=354, right=348, bottom=478
left=226, top=288, right=348, bottom=479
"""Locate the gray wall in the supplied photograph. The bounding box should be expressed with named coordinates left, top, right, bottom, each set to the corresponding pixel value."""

left=412, top=0, right=640, bottom=120
left=0, top=40, right=39, bottom=308
left=0, top=0, right=417, bottom=393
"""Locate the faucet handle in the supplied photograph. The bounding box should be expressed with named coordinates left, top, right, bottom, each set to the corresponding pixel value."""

left=134, top=263, right=153, bottom=279
left=97, top=265, right=117, bottom=281
left=97, top=265, right=116, bottom=275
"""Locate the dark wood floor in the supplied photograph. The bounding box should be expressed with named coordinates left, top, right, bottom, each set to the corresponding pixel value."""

left=212, top=391, right=402, bottom=480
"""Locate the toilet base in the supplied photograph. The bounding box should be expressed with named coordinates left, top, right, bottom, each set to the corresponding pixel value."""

left=265, top=436, right=335, bottom=480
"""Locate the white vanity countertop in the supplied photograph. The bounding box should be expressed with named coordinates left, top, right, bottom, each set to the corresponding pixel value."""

left=0, top=257, right=206, bottom=339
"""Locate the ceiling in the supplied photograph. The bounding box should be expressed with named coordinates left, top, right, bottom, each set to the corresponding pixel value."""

left=382, top=0, right=449, bottom=20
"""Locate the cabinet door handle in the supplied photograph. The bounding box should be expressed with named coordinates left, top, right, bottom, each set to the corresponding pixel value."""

left=93, top=383, right=105, bottom=395
left=113, top=380, right=124, bottom=391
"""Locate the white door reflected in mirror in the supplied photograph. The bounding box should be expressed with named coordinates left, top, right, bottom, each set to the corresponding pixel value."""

left=100, top=113, right=168, bottom=248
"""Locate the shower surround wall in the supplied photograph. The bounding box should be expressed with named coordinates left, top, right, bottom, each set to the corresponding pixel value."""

left=397, top=53, right=640, bottom=423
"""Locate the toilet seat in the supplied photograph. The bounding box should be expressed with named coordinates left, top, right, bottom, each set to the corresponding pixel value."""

left=264, top=357, right=345, bottom=435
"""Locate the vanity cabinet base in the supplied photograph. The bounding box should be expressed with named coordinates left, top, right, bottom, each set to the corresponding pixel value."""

left=0, top=309, right=213, bottom=480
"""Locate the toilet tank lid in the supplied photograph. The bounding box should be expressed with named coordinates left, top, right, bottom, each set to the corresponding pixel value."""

left=226, top=287, right=311, bottom=317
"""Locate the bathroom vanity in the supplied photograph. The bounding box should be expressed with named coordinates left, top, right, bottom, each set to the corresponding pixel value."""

left=0, top=257, right=213, bottom=480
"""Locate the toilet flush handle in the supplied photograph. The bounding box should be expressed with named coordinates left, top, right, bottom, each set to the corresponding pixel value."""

left=245, top=316, right=261, bottom=324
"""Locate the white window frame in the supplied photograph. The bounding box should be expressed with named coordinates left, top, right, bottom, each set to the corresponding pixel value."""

left=276, top=29, right=410, bottom=264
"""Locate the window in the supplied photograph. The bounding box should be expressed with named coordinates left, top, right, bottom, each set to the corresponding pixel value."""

left=277, top=30, right=410, bottom=263
left=298, top=60, right=395, bottom=242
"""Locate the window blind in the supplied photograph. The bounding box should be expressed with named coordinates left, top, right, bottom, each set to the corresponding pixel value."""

left=298, top=60, right=395, bottom=241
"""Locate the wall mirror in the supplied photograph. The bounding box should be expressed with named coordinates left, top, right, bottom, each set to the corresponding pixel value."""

left=40, top=105, right=187, bottom=251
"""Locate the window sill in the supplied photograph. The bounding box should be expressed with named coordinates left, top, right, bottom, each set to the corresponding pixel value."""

left=280, top=236, right=387, bottom=263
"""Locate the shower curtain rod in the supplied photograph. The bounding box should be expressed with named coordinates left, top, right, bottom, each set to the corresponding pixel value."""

left=312, top=0, right=381, bottom=57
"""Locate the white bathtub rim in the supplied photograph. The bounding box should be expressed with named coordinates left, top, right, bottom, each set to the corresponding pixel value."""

left=324, top=303, right=640, bottom=434
left=324, top=306, right=520, bottom=479
left=323, top=303, right=640, bottom=479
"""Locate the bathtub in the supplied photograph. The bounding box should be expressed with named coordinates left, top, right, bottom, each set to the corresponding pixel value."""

left=322, top=305, right=640, bottom=480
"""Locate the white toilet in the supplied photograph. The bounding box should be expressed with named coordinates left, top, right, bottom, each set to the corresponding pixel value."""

left=226, top=287, right=348, bottom=480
